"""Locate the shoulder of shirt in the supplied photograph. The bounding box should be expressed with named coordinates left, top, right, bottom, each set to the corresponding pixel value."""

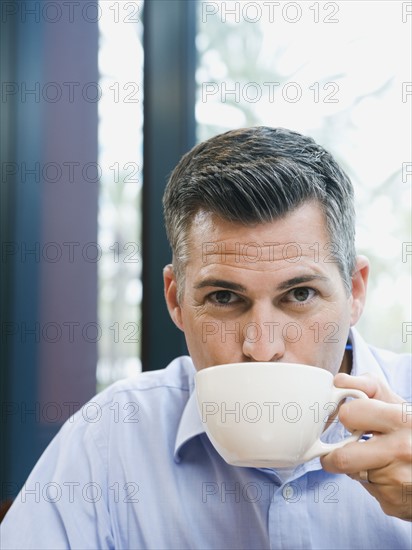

left=351, top=329, right=411, bottom=400
left=97, top=355, right=194, bottom=402
left=64, top=355, right=195, bottom=428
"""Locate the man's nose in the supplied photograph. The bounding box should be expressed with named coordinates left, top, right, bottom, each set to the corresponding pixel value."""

left=241, top=310, right=286, bottom=362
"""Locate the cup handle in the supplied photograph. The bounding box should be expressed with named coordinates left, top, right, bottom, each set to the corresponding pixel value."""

left=301, top=387, right=368, bottom=463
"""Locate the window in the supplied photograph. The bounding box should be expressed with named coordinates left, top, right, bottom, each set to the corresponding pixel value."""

left=97, top=1, right=144, bottom=390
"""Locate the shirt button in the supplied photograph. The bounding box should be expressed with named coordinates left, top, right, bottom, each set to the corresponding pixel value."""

left=282, top=484, right=294, bottom=500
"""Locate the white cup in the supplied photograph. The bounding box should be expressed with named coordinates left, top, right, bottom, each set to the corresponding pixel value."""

left=195, top=362, right=368, bottom=468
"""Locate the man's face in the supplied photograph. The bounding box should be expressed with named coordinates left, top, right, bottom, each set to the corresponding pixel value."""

left=164, top=202, right=368, bottom=374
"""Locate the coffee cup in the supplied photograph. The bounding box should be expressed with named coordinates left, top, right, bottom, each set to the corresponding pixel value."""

left=195, top=362, right=368, bottom=468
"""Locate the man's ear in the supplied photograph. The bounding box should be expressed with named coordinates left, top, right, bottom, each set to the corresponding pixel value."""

left=163, top=264, right=184, bottom=331
left=350, top=255, right=369, bottom=326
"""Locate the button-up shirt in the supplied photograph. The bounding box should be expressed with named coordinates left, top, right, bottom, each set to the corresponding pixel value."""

left=1, top=329, right=411, bottom=549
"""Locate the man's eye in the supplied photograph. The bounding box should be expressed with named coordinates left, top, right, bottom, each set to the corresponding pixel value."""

left=209, top=290, right=238, bottom=305
left=286, top=287, right=316, bottom=303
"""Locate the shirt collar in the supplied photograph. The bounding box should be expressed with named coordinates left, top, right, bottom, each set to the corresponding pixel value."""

left=174, top=381, right=204, bottom=462
left=349, top=327, right=387, bottom=380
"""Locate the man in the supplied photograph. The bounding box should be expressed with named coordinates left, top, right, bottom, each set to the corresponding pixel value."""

left=1, top=127, right=411, bottom=549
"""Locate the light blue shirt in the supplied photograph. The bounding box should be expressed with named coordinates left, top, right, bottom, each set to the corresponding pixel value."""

left=1, top=329, right=411, bottom=549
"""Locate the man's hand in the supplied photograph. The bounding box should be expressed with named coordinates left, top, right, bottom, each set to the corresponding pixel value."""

left=321, top=373, right=412, bottom=521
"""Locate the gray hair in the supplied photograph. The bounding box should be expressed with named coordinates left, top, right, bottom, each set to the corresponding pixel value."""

left=163, top=126, right=356, bottom=300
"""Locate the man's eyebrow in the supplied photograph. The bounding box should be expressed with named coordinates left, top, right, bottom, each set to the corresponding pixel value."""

left=276, top=275, right=330, bottom=291
left=194, top=275, right=329, bottom=293
left=194, top=279, right=247, bottom=292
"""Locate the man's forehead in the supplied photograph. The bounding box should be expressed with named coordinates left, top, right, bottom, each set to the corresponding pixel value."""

left=187, top=204, right=331, bottom=266
left=199, top=240, right=316, bottom=264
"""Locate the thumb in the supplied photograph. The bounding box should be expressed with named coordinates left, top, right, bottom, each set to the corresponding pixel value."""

left=334, top=372, right=403, bottom=404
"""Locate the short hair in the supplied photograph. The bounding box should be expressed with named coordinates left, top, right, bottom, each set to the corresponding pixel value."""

left=163, top=126, right=356, bottom=299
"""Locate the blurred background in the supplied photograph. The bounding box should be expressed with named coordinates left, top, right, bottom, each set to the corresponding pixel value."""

left=1, top=0, right=411, bottom=506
